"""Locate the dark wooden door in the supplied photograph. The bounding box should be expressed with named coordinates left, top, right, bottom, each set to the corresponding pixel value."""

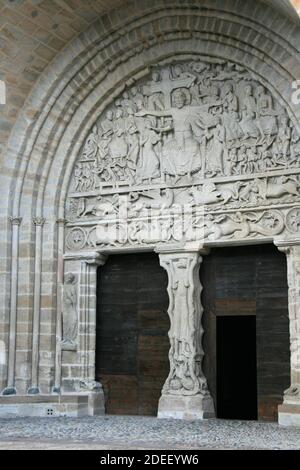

left=96, top=252, right=170, bottom=415
left=201, top=244, right=290, bottom=421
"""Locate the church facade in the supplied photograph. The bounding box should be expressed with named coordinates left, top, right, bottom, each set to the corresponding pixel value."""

left=1, top=0, right=300, bottom=426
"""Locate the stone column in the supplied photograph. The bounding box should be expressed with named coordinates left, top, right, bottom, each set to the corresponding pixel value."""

left=275, top=239, right=300, bottom=426
left=156, top=246, right=215, bottom=420
left=28, top=217, right=46, bottom=395
left=53, top=218, right=66, bottom=394
left=2, top=217, right=22, bottom=395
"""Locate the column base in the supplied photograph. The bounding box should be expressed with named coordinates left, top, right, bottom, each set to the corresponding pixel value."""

left=157, top=394, right=215, bottom=420
left=0, top=391, right=105, bottom=418
left=278, top=403, right=300, bottom=427
left=27, top=387, right=40, bottom=395
left=2, top=387, right=16, bottom=396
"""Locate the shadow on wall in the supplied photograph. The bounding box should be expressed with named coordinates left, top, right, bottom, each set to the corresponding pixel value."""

left=0, top=81, right=5, bottom=105
left=0, top=341, right=6, bottom=375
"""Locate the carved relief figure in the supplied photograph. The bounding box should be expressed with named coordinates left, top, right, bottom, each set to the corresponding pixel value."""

left=61, top=273, right=78, bottom=351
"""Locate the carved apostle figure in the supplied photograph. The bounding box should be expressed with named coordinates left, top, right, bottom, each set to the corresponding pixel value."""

left=61, top=273, right=78, bottom=351
left=170, top=259, right=191, bottom=359
left=82, top=125, right=99, bottom=160
left=257, top=85, right=278, bottom=143
left=240, top=84, right=260, bottom=139
left=222, top=83, right=242, bottom=142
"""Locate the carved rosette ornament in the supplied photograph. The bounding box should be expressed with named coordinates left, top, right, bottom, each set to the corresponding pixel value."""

left=286, top=208, right=300, bottom=234
left=65, top=59, right=300, bottom=251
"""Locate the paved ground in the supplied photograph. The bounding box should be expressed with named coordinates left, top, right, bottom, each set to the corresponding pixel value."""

left=0, top=416, right=299, bottom=450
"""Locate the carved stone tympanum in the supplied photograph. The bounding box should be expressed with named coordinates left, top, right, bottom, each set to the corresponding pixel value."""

left=65, top=59, right=300, bottom=251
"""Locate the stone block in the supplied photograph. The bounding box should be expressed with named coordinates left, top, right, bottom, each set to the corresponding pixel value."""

left=157, top=394, right=215, bottom=420
left=278, top=404, right=300, bottom=427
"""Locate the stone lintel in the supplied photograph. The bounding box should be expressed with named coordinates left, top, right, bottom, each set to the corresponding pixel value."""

left=63, top=251, right=107, bottom=265
left=155, top=243, right=210, bottom=256
left=274, top=237, right=300, bottom=250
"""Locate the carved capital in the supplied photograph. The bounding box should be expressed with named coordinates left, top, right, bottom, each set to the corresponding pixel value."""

left=85, top=253, right=108, bottom=267
left=56, top=218, right=66, bottom=227
left=9, top=216, right=22, bottom=226
left=33, top=217, right=46, bottom=226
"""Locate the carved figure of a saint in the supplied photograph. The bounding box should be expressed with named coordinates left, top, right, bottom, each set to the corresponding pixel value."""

left=222, top=83, right=242, bottom=142
left=61, top=273, right=78, bottom=351
left=205, top=117, right=226, bottom=176
left=136, top=119, right=161, bottom=182
left=110, top=108, right=128, bottom=159
left=240, top=85, right=260, bottom=139
left=257, top=86, right=278, bottom=142
left=170, top=259, right=191, bottom=359
left=82, top=125, right=99, bottom=160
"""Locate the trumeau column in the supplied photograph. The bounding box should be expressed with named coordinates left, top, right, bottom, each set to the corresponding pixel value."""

left=156, top=246, right=215, bottom=420
left=2, top=217, right=22, bottom=396
left=275, top=238, right=300, bottom=427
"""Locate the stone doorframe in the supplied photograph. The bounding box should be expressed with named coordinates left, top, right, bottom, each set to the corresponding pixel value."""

left=62, top=238, right=299, bottom=423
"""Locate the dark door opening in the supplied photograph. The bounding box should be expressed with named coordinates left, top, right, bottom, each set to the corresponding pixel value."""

left=202, top=244, right=290, bottom=421
left=217, top=315, right=258, bottom=420
left=95, top=252, right=169, bottom=416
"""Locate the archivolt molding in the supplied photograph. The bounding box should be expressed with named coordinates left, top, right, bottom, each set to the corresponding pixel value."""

left=2, top=1, right=300, bottom=223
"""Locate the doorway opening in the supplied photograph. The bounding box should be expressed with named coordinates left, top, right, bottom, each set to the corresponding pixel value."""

left=95, top=252, right=169, bottom=416
left=217, top=315, right=258, bottom=420
left=201, top=244, right=290, bottom=422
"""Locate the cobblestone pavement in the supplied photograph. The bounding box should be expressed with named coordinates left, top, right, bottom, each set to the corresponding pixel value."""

left=0, top=416, right=299, bottom=450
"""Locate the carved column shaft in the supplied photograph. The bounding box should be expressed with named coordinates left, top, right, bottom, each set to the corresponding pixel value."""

left=53, top=219, right=66, bottom=393
left=3, top=217, right=22, bottom=395
left=78, top=255, right=107, bottom=385
left=28, top=217, right=45, bottom=394
left=156, top=248, right=214, bottom=419
left=276, top=242, right=300, bottom=398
